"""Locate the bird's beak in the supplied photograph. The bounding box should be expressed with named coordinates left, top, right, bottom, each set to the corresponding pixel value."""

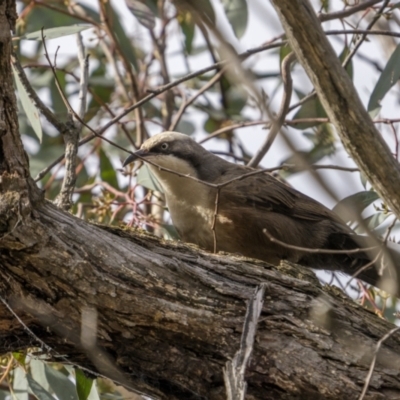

left=122, top=149, right=148, bottom=167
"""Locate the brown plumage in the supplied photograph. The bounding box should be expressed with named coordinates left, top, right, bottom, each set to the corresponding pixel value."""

left=123, top=131, right=400, bottom=295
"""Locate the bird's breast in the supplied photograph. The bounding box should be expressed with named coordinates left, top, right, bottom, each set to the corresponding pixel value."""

left=166, top=193, right=216, bottom=250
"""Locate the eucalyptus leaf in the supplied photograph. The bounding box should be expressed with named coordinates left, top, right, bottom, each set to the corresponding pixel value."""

left=220, top=0, right=248, bottom=38
left=21, top=25, right=92, bottom=40
left=99, top=148, right=119, bottom=189
left=332, top=191, right=380, bottom=223
left=368, top=43, right=400, bottom=116
left=45, top=364, right=78, bottom=400
left=125, top=0, right=156, bottom=29
left=13, top=367, right=29, bottom=400
left=137, top=164, right=164, bottom=193
left=12, top=64, right=43, bottom=142
left=75, top=369, right=93, bottom=400
left=355, top=212, right=391, bottom=234
left=292, top=96, right=327, bottom=130
left=27, top=374, right=54, bottom=400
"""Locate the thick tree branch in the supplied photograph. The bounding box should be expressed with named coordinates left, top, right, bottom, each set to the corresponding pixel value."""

left=270, top=0, right=400, bottom=219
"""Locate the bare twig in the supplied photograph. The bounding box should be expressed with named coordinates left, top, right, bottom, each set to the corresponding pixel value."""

left=319, top=0, right=384, bottom=22
left=224, top=283, right=267, bottom=400
left=263, top=228, right=378, bottom=255
left=342, top=0, right=391, bottom=68
left=169, top=69, right=226, bottom=131
left=43, top=31, right=88, bottom=210
left=358, top=326, right=400, bottom=400
left=248, top=52, right=296, bottom=167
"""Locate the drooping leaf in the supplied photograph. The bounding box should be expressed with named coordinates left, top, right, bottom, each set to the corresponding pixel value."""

left=21, top=4, right=99, bottom=35
left=50, top=70, right=68, bottom=122
left=13, top=367, right=29, bottom=400
left=26, top=374, right=54, bottom=400
left=103, top=2, right=139, bottom=71
left=178, top=11, right=195, bottom=54
left=20, top=25, right=92, bottom=40
left=99, top=148, right=119, bottom=189
left=86, top=382, right=100, bottom=400
left=225, top=85, right=248, bottom=116
left=12, top=64, right=43, bottom=142
left=320, top=0, right=330, bottom=12
left=85, top=65, right=114, bottom=123
left=368, top=43, right=400, bottom=117
left=137, top=164, right=164, bottom=193
left=45, top=364, right=78, bottom=400
left=30, top=359, right=53, bottom=393
left=332, top=191, right=380, bottom=223
left=292, top=95, right=327, bottom=130
left=355, top=212, right=391, bottom=234
left=220, top=0, right=248, bottom=39
left=75, top=369, right=93, bottom=400
left=125, top=0, right=156, bottom=29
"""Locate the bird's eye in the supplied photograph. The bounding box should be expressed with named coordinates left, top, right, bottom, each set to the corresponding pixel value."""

left=160, top=143, right=169, bottom=151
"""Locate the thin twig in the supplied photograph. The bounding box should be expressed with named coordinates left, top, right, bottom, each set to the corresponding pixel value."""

left=263, top=228, right=378, bottom=255
left=342, top=0, right=391, bottom=68
left=358, top=326, right=400, bottom=400
left=248, top=52, right=296, bottom=167
left=169, top=69, right=225, bottom=131
left=319, top=0, right=384, bottom=22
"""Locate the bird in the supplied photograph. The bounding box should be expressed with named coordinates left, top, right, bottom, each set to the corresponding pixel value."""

left=123, top=131, right=400, bottom=295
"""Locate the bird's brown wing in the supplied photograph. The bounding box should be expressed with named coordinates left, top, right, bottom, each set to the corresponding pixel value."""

left=216, top=168, right=344, bottom=225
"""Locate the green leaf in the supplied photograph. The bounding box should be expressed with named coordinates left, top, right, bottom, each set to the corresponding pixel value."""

left=21, top=25, right=92, bottom=40
left=75, top=369, right=93, bottom=400
left=50, top=71, right=68, bottom=122
left=137, top=164, right=164, bottom=192
left=104, top=2, right=138, bottom=71
left=368, top=43, right=400, bottom=117
left=45, top=364, right=78, bottom=400
left=220, top=0, right=248, bottom=39
left=125, top=0, right=156, bottom=29
left=176, top=119, right=196, bottom=135
left=355, top=212, right=391, bottom=234
left=13, top=367, right=29, bottom=400
left=12, top=64, right=43, bottom=142
left=179, top=12, right=195, bottom=54
left=332, top=191, right=380, bottom=223
left=184, top=0, right=215, bottom=25
left=162, top=224, right=180, bottom=240
left=85, top=65, right=114, bottom=123
left=292, top=95, right=327, bottom=129
left=225, top=85, right=248, bottom=115
left=13, top=352, right=26, bottom=366
left=99, top=148, right=119, bottom=189
left=26, top=374, right=54, bottom=400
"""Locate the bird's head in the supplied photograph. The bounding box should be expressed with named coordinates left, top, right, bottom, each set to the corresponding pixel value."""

left=123, top=131, right=212, bottom=180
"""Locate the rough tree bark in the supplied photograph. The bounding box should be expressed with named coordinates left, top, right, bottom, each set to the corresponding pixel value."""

left=2, top=1, right=400, bottom=400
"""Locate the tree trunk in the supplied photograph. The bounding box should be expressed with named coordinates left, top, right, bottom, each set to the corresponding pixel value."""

left=2, top=1, right=400, bottom=399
